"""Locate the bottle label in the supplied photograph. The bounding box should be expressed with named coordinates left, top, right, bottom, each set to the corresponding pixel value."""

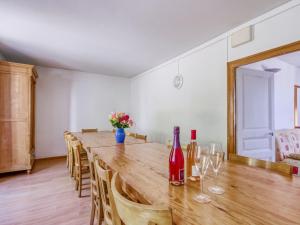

left=192, top=165, right=199, bottom=177
left=179, top=168, right=184, bottom=181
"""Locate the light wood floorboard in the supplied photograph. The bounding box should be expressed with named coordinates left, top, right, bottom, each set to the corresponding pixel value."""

left=0, top=158, right=93, bottom=225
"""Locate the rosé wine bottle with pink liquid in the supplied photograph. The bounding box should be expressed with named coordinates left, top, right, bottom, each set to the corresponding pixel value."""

left=169, top=126, right=184, bottom=186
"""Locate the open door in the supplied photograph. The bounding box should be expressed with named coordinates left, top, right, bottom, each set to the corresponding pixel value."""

left=236, top=68, right=275, bottom=161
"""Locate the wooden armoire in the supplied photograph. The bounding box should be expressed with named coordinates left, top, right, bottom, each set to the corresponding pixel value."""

left=0, top=61, right=38, bottom=174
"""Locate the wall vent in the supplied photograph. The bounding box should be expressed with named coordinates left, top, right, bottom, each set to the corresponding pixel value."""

left=231, top=26, right=254, bottom=48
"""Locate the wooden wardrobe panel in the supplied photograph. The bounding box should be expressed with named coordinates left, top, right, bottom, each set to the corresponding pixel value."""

left=0, top=60, right=37, bottom=174
left=0, top=73, right=29, bottom=120
left=0, top=121, right=28, bottom=171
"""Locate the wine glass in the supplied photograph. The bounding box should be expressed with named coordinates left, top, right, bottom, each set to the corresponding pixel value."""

left=194, top=145, right=211, bottom=203
left=208, top=143, right=225, bottom=195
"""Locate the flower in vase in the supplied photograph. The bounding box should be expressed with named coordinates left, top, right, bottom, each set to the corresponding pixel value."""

left=109, top=112, right=133, bottom=129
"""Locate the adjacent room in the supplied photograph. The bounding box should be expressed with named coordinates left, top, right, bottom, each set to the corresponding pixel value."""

left=1, top=1, right=300, bottom=225
left=236, top=51, right=300, bottom=165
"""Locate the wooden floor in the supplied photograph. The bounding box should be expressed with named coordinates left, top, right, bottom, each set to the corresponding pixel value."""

left=0, top=158, right=92, bottom=225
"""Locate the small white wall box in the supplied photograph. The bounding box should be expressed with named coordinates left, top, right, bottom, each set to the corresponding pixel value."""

left=231, top=26, right=253, bottom=48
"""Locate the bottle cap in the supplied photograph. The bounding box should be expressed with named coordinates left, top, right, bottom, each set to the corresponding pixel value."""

left=191, top=130, right=196, bottom=140
left=173, top=126, right=180, bottom=134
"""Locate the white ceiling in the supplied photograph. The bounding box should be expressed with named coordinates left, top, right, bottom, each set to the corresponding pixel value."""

left=0, top=0, right=290, bottom=77
left=278, top=51, right=300, bottom=67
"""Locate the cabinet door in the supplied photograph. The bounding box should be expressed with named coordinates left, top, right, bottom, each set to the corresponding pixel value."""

left=0, top=73, right=29, bottom=120
left=0, top=121, right=28, bottom=171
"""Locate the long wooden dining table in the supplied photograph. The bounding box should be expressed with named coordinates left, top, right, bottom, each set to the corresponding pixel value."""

left=72, top=131, right=300, bottom=225
left=72, top=131, right=146, bottom=148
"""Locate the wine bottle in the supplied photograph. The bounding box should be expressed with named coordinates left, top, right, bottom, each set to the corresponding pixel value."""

left=187, top=130, right=199, bottom=181
left=169, top=126, right=184, bottom=185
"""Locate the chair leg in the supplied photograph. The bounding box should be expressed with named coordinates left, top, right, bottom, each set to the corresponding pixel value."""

left=75, top=168, right=79, bottom=191
left=75, top=178, right=79, bottom=191
left=66, top=153, right=69, bottom=168
left=78, top=175, right=82, bottom=197
left=90, top=198, right=96, bottom=225
left=97, top=206, right=102, bottom=225
left=70, top=155, right=74, bottom=177
left=71, top=164, right=74, bottom=178
left=69, top=155, right=71, bottom=174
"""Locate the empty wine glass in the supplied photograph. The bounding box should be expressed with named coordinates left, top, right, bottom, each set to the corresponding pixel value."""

left=208, top=143, right=225, bottom=195
left=194, top=145, right=211, bottom=203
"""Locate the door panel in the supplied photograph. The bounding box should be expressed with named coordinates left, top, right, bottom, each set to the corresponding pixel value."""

left=0, top=121, right=28, bottom=170
left=236, top=68, right=275, bottom=161
left=0, top=74, right=29, bottom=120
left=243, top=75, right=270, bottom=129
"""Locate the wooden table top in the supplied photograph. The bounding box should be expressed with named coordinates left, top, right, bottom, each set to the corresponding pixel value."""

left=71, top=131, right=146, bottom=148
left=91, top=143, right=300, bottom=225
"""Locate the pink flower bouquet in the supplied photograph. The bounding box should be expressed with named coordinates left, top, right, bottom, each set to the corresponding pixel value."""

left=109, top=112, right=133, bottom=129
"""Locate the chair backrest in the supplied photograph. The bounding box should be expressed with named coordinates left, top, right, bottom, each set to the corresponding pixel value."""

left=82, top=128, right=98, bottom=133
left=64, top=132, right=72, bottom=145
left=64, top=132, right=71, bottom=149
left=65, top=134, right=76, bottom=154
left=86, top=147, right=97, bottom=185
left=126, top=131, right=136, bottom=137
left=111, top=173, right=173, bottom=225
left=126, top=132, right=147, bottom=141
left=71, top=140, right=83, bottom=168
left=135, top=133, right=147, bottom=141
left=167, top=141, right=187, bottom=151
left=229, top=154, right=293, bottom=176
left=64, top=130, right=71, bottom=136
left=94, top=160, right=121, bottom=225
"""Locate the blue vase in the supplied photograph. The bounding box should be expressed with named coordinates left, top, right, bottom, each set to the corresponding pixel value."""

left=115, top=128, right=125, bottom=143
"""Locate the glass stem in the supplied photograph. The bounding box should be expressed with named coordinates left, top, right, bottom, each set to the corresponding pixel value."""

left=214, top=171, right=218, bottom=187
left=200, top=176, right=204, bottom=194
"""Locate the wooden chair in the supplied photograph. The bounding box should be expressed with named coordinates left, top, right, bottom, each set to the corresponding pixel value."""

left=229, top=154, right=293, bottom=176
left=94, top=159, right=121, bottom=225
left=166, top=140, right=187, bottom=151
left=111, top=172, right=173, bottom=225
left=86, top=148, right=103, bottom=225
left=63, top=131, right=71, bottom=169
left=71, top=140, right=90, bottom=197
left=126, top=131, right=136, bottom=138
left=126, top=132, right=147, bottom=142
left=135, top=133, right=147, bottom=142
left=64, top=133, right=77, bottom=177
left=82, top=128, right=98, bottom=133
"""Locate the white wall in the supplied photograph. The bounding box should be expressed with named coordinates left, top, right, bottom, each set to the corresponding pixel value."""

left=130, top=1, right=300, bottom=149
left=35, top=67, right=130, bottom=158
left=131, top=39, right=227, bottom=145
left=241, top=58, right=297, bottom=130
left=295, top=67, right=300, bottom=84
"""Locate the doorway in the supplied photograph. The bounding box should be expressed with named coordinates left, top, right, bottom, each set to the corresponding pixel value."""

left=227, top=40, right=300, bottom=162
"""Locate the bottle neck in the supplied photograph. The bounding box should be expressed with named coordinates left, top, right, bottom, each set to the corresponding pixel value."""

left=173, top=133, right=181, bottom=149
left=190, top=139, right=196, bottom=143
